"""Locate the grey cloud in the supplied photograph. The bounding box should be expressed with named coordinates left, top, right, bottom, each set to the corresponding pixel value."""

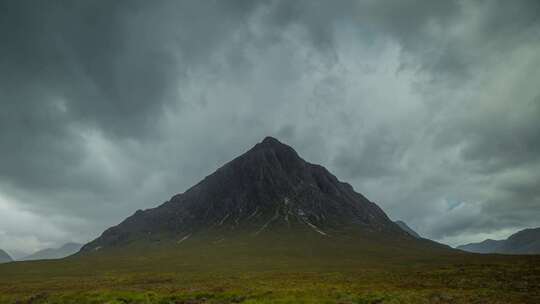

left=0, top=0, right=260, bottom=190
left=459, top=97, right=540, bottom=171
left=333, top=127, right=406, bottom=179
left=0, top=0, right=257, bottom=138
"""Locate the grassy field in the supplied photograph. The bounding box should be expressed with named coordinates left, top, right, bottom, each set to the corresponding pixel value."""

left=1, top=233, right=539, bottom=303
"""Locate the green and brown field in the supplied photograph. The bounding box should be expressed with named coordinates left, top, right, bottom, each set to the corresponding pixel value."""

left=1, top=233, right=539, bottom=304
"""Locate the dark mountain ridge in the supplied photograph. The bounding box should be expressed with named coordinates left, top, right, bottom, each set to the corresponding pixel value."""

left=81, top=137, right=444, bottom=253
left=458, top=227, right=540, bottom=254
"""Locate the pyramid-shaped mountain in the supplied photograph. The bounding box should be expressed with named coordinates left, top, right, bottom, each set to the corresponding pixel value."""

left=82, top=137, right=425, bottom=252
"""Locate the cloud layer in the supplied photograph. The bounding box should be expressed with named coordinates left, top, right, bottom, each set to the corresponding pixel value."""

left=1, top=0, right=539, bottom=254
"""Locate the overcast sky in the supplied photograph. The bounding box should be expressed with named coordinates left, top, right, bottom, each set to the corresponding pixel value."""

left=1, top=0, right=539, bottom=257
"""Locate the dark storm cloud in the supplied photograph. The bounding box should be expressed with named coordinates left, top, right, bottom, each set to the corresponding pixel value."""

left=458, top=96, right=540, bottom=172
left=0, top=0, right=257, bottom=189
left=0, top=0, right=262, bottom=252
left=1, top=1, right=173, bottom=135
left=0, top=0, right=539, bottom=253
left=333, top=127, right=406, bottom=179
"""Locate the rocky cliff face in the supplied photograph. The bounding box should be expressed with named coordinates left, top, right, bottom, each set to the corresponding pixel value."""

left=82, top=137, right=411, bottom=252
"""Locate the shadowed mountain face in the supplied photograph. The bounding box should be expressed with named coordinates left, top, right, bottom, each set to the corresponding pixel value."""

left=22, top=243, right=82, bottom=261
left=82, top=137, right=436, bottom=253
left=458, top=228, right=540, bottom=254
left=0, top=249, right=12, bottom=264
left=395, top=220, right=421, bottom=238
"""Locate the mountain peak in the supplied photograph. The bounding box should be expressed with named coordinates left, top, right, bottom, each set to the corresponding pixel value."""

left=81, top=137, right=410, bottom=252
left=261, top=136, right=281, bottom=145
left=218, top=136, right=305, bottom=178
left=253, top=136, right=299, bottom=158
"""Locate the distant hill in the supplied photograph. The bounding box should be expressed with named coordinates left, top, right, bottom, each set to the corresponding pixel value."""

left=0, top=249, right=12, bottom=264
left=457, top=239, right=505, bottom=254
left=395, top=220, right=421, bottom=238
left=458, top=227, right=540, bottom=254
left=22, top=243, right=82, bottom=261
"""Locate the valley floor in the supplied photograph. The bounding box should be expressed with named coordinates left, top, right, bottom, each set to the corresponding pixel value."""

left=1, top=255, right=539, bottom=303
left=0, top=236, right=539, bottom=303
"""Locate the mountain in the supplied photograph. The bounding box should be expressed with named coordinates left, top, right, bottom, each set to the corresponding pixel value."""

left=81, top=137, right=448, bottom=254
left=457, top=239, right=505, bottom=254
left=395, top=220, right=421, bottom=238
left=6, top=249, right=29, bottom=261
left=458, top=227, right=540, bottom=254
left=0, top=249, right=12, bottom=264
left=22, top=243, right=82, bottom=261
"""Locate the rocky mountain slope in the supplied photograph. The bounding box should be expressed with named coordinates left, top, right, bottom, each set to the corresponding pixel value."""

left=458, top=227, right=540, bottom=254
left=395, top=220, right=421, bottom=238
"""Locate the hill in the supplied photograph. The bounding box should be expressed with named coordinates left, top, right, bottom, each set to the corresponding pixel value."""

left=458, top=227, right=540, bottom=254
left=21, top=243, right=82, bottom=261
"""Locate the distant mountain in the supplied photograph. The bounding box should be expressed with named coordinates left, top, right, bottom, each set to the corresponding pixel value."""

left=457, top=239, right=504, bottom=254
left=0, top=249, right=12, bottom=264
left=458, top=227, right=540, bottom=254
left=395, top=220, right=420, bottom=238
left=6, top=249, right=30, bottom=261
left=81, top=137, right=449, bottom=254
left=22, top=243, right=82, bottom=261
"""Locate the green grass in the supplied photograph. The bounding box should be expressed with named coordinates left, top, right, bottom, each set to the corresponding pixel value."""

left=1, top=233, right=539, bottom=303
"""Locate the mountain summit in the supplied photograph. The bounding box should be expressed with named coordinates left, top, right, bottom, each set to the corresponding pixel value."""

left=82, top=137, right=425, bottom=252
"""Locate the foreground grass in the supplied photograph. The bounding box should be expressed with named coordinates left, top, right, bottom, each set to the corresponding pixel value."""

left=1, top=235, right=539, bottom=303
left=1, top=262, right=539, bottom=304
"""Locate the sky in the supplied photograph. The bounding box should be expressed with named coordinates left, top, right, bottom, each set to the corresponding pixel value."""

left=1, top=0, right=539, bottom=258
